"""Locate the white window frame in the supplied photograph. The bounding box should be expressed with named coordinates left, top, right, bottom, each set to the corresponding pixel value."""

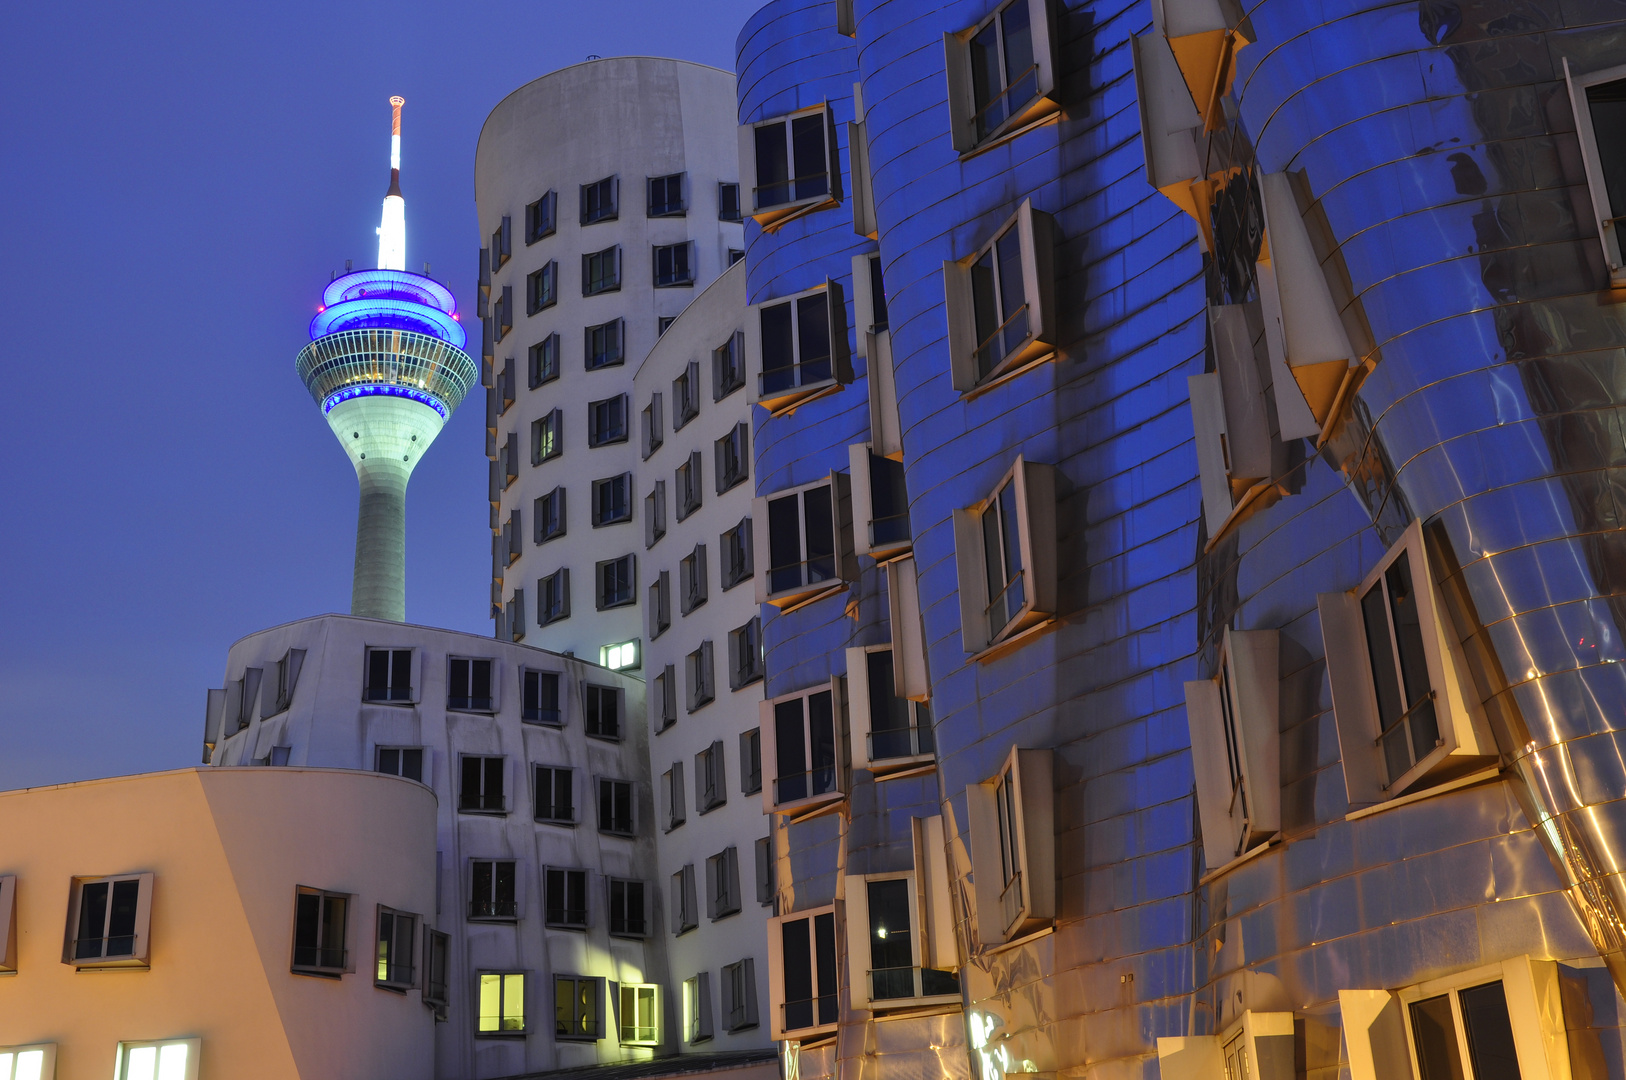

left=943, top=199, right=1057, bottom=394
left=966, top=746, right=1054, bottom=945
left=1565, top=58, right=1626, bottom=282
left=672, top=863, right=698, bottom=933
left=597, top=776, right=635, bottom=837
left=721, top=517, right=754, bottom=592
left=458, top=754, right=510, bottom=815
left=521, top=666, right=565, bottom=726
left=1188, top=303, right=1273, bottom=540
left=943, top=0, right=1060, bottom=155
left=290, top=886, right=352, bottom=976
left=1317, top=520, right=1495, bottom=810
left=767, top=904, right=840, bottom=1040
left=846, top=644, right=934, bottom=776
left=1182, top=628, right=1280, bottom=874
left=645, top=480, right=667, bottom=548
left=0, top=876, right=14, bottom=974
left=722, top=958, right=761, bottom=1032
left=113, top=1040, right=198, bottom=1080
left=951, top=455, right=1059, bottom=658
left=607, top=877, right=648, bottom=938
left=759, top=677, right=850, bottom=817
left=362, top=646, right=417, bottom=704
left=62, top=872, right=154, bottom=969
left=736, top=104, right=841, bottom=229
left=446, top=655, right=497, bottom=714
left=685, top=971, right=715, bottom=1044
left=532, top=764, right=575, bottom=825
left=0, top=1044, right=56, bottom=1080
left=1155, top=1011, right=1294, bottom=1080
left=478, top=970, right=529, bottom=1036
left=374, top=905, right=418, bottom=990
left=887, top=555, right=931, bottom=700
left=619, top=983, right=661, bottom=1046
left=753, top=472, right=856, bottom=610
left=843, top=870, right=961, bottom=1009
left=848, top=116, right=876, bottom=238
left=468, top=858, right=523, bottom=922
left=745, top=279, right=853, bottom=415
left=849, top=442, right=912, bottom=560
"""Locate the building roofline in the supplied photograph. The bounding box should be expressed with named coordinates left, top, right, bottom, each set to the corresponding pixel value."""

left=0, top=764, right=435, bottom=801
left=222, top=612, right=624, bottom=672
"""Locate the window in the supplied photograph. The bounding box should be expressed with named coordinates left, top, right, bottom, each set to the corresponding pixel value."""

left=596, top=555, right=635, bottom=610
left=642, top=393, right=664, bottom=458
left=585, top=317, right=624, bottom=370
left=557, top=976, right=604, bottom=1041
left=740, top=729, right=762, bottom=794
left=291, top=888, right=349, bottom=975
left=479, top=971, right=527, bottom=1034
left=687, top=640, right=715, bottom=712
left=267, top=648, right=305, bottom=716
left=850, top=444, right=911, bottom=557
left=364, top=648, right=413, bottom=703
left=544, top=867, right=588, bottom=929
left=729, top=247, right=746, bottom=265
left=459, top=755, right=506, bottom=814
left=714, top=329, right=746, bottom=399
left=723, top=959, right=760, bottom=1031
left=230, top=667, right=262, bottom=731
left=755, top=835, right=775, bottom=904
left=580, top=176, right=618, bottom=224
left=113, top=1041, right=195, bottom=1080
left=1, top=1046, right=57, bottom=1080
left=696, top=740, right=726, bottom=814
left=1183, top=628, right=1281, bottom=872
left=375, top=906, right=416, bottom=988
left=591, top=474, right=631, bottom=527
left=677, top=451, right=703, bottom=521
left=447, top=657, right=494, bottom=712
left=506, top=591, right=526, bottom=644
left=598, top=777, right=634, bottom=836
left=739, top=106, right=839, bottom=226
left=534, top=487, right=565, bottom=545
left=747, top=280, right=851, bottom=414
left=715, top=423, right=749, bottom=494
left=526, top=261, right=557, bottom=313
left=654, top=665, right=677, bottom=732
left=654, top=242, right=695, bottom=286
left=718, top=181, right=742, bottom=221
left=721, top=518, right=753, bottom=592
left=529, top=334, right=560, bottom=387
left=646, top=481, right=667, bottom=548
left=756, top=474, right=855, bottom=608
left=945, top=0, right=1059, bottom=152
left=64, top=873, right=152, bottom=968
left=674, top=360, right=701, bottom=428
left=730, top=617, right=765, bottom=690
left=680, top=544, right=708, bottom=614
left=375, top=745, right=424, bottom=781
left=761, top=680, right=846, bottom=814
left=525, top=190, right=556, bottom=243
left=539, top=567, right=571, bottom=624
left=856, top=253, right=890, bottom=336
left=530, top=409, right=561, bottom=466
left=620, top=983, right=660, bottom=1044
left=769, top=906, right=838, bottom=1038
left=1189, top=304, right=1273, bottom=537
left=584, top=683, right=621, bottom=740
left=0, top=876, right=14, bottom=974
left=648, top=172, right=685, bottom=216
left=848, top=646, right=934, bottom=773
left=583, top=245, right=621, bottom=296
left=470, top=860, right=518, bottom=920
left=534, top=765, right=574, bottom=823
left=659, top=315, right=677, bottom=335
left=522, top=669, right=562, bottom=725
left=967, top=746, right=1054, bottom=945
left=707, top=845, right=740, bottom=918
left=601, top=639, right=640, bottom=671
left=664, top=764, right=686, bottom=831
left=609, top=879, right=648, bottom=937
left=494, top=284, right=512, bottom=342
left=1317, top=521, right=1495, bottom=807
left=952, top=456, right=1058, bottom=655
left=686, top=972, right=715, bottom=1043
left=424, top=928, right=451, bottom=1010
left=491, top=215, right=512, bottom=271
left=650, top=571, right=671, bottom=639
left=588, top=396, right=628, bottom=449
left=502, top=430, right=520, bottom=487
left=944, top=199, right=1057, bottom=391
left=844, top=873, right=960, bottom=1006
left=1566, top=61, right=1626, bottom=282
left=673, top=863, right=698, bottom=932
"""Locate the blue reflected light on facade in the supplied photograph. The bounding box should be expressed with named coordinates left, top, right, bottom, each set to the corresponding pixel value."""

left=321, top=383, right=449, bottom=419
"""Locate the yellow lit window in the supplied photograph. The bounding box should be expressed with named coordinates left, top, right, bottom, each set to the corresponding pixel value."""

left=479, top=972, right=526, bottom=1033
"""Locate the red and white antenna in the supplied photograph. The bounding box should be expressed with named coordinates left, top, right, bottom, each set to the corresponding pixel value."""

left=377, top=95, right=406, bottom=270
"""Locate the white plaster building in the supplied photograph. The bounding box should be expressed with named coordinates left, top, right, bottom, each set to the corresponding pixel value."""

left=476, top=57, right=746, bottom=664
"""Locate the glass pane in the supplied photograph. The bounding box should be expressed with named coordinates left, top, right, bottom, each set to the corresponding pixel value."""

left=803, top=487, right=836, bottom=584
left=496, top=861, right=516, bottom=905
left=321, top=895, right=346, bottom=966
left=480, top=973, right=503, bottom=1032
left=17, top=1051, right=46, bottom=1080
left=775, top=698, right=809, bottom=803
left=814, top=911, right=838, bottom=1024
left=377, top=747, right=398, bottom=775
left=995, top=227, right=1029, bottom=358
left=124, top=1047, right=158, bottom=1080
left=504, top=972, right=527, bottom=1030
left=156, top=1044, right=188, bottom=1080
left=555, top=978, right=573, bottom=1035
left=376, top=912, right=393, bottom=981
left=293, top=892, right=320, bottom=964
left=809, top=690, right=837, bottom=795
left=867, top=879, right=915, bottom=1000
left=796, top=293, right=832, bottom=386
left=791, top=114, right=829, bottom=200
left=760, top=302, right=795, bottom=396
left=754, top=121, right=790, bottom=207
left=982, top=499, right=1007, bottom=617
left=1360, top=580, right=1411, bottom=782
left=1001, top=0, right=1036, bottom=109
left=1410, top=994, right=1466, bottom=1080
left=1460, top=981, right=1523, bottom=1080
left=971, top=252, right=1000, bottom=372
left=867, top=649, right=912, bottom=754
left=781, top=918, right=813, bottom=1030
left=1588, top=78, right=1626, bottom=220
left=401, top=747, right=423, bottom=782
left=76, top=881, right=109, bottom=959
left=969, top=20, right=1003, bottom=122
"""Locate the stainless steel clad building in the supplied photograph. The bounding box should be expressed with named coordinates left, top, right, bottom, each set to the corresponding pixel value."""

left=735, top=0, right=1626, bottom=1078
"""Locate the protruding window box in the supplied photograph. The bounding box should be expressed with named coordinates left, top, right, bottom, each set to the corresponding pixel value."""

left=843, top=871, right=960, bottom=1010
left=767, top=904, right=840, bottom=1041
left=951, top=456, right=1059, bottom=660
left=966, top=747, right=1054, bottom=946
left=63, top=872, right=154, bottom=969
left=848, top=443, right=911, bottom=560
left=760, top=678, right=849, bottom=819
left=1183, top=628, right=1280, bottom=879
left=847, top=646, right=934, bottom=777
left=737, top=106, right=841, bottom=231
left=746, top=280, right=852, bottom=416
left=943, top=0, right=1061, bottom=156
left=754, top=473, right=857, bottom=612
left=1567, top=59, right=1626, bottom=286
left=1157, top=1010, right=1295, bottom=1080
left=943, top=199, right=1057, bottom=395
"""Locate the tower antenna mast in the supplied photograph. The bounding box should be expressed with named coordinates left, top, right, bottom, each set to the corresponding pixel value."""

left=377, top=96, right=406, bottom=271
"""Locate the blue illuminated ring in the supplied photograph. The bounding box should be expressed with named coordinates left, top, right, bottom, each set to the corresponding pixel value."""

left=322, top=268, right=457, bottom=314
left=321, top=383, right=450, bottom=419
left=310, top=298, right=467, bottom=349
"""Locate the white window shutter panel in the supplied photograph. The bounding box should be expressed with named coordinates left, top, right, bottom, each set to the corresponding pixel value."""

left=942, top=32, right=977, bottom=152
left=1014, top=748, right=1056, bottom=925
left=1316, top=590, right=1386, bottom=809
left=824, top=278, right=852, bottom=383
left=242, top=668, right=264, bottom=722
left=738, top=125, right=759, bottom=216
left=851, top=254, right=875, bottom=353
left=868, top=331, right=902, bottom=458
left=912, top=814, right=957, bottom=971
left=1182, top=675, right=1240, bottom=871
left=848, top=122, right=876, bottom=238
left=942, top=261, right=978, bottom=391
left=752, top=495, right=771, bottom=604
left=1209, top=304, right=1271, bottom=482
left=844, top=647, right=873, bottom=767
left=1339, top=990, right=1411, bottom=1080
left=284, top=649, right=306, bottom=706
left=887, top=557, right=930, bottom=702
left=743, top=958, right=759, bottom=1026
left=1226, top=628, right=1281, bottom=849
left=964, top=780, right=1006, bottom=944
left=848, top=444, right=874, bottom=557
left=951, top=508, right=989, bottom=654
left=1016, top=459, right=1059, bottom=620
left=1028, top=0, right=1059, bottom=104
left=1130, top=33, right=1203, bottom=220
left=842, top=875, right=873, bottom=1006
left=1187, top=372, right=1234, bottom=539
left=1017, top=200, right=1058, bottom=350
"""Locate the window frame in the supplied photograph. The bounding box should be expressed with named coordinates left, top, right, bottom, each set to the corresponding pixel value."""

left=654, top=664, right=678, bottom=733
left=529, top=333, right=561, bottom=388
left=265, top=648, right=305, bottom=717
left=729, top=615, right=765, bottom=691
left=1182, top=628, right=1281, bottom=874
left=543, top=866, right=590, bottom=930
left=525, top=190, right=557, bottom=244
left=744, top=279, right=853, bottom=415
left=290, top=886, right=351, bottom=977
left=521, top=666, right=563, bottom=726
left=608, top=878, right=649, bottom=939
left=706, top=844, right=741, bottom=919
left=721, top=517, right=754, bottom=592
left=653, top=241, right=696, bottom=287
left=674, top=360, right=701, bottom=429
left=722, top=958, right=761, bottom=1031
left=362, top=647, right=416, bottom=704
left=849, top=442, right=912, bottom=560
left=597, top=776, right=636, bottom=837
left=965, top=746, right=1054, bottom=945
left=671, top=862, right=698, bottom=933
left=753, top=472, right=857, bottom=610
left=714, top=329, right=747, bottom=400
left=531, top=408, right=563, bottom=466
left=113, top=1040, right=197, bottom=1080
left=620, top=982, right=661, bottom=1046
left=759, top=677, right=850, bottom=817
left=842, top=870, right=961, bottom=1009
left=846, top=644, right=935, bottom=776
left=685, top=971, right=715, bottom=1044
left=687, top=640, right=716, bottom=713
left=468, top=858, right=521, bottom=922
left=646, top=480, right=667, bottom=548
left=718, top=181, right=743, bottom=222
left=533, top=764, right=576, bottom=825
left=664, top=764, right=687, bottom=832
left=535, top=485, right=566, bottom=545
left=676, top=450, right=704, bottom=521
left=580, top=175, right=619, bottom=225
left=375, top=744, right=426, bottom=782
left=1565, top=58, right=1626, bottom=283
left=715, top=422, right=750, bottom=494
left=457, top=754, right=509, bottom=815
left=0, top=876, right=14, bottom=974
left=942, top=198, right=1058, bottom=394
left=585, top=683, right=623, bottom=741
left=446, top=655, right=497, bottom=714
left=951, top=455, right=1059, bottom=657
left=595, top=554, right=636, bottom=611
left=526, top=260, right=558, bottom=314
left=62, top=872, right=153, bottom=969
left=538, top=566, right=571, bottom=625
left=590, top=472, right=633, bottom=526
left=585, top=317, right=625, bottom=370
left=680, top=543, right=709, bottom=615
left=0, top=1045, right=57, bottom=1080
left=424, top=927, right=451, bottom=1012
left=582, top=244, right=622, bottom=297
left=767, top=904, right=840, bottom=1040
left=491, top=216, right=512, bottom=271
left=477, top=969, right=529, bottom=1037
left=696, top=740, right=727, bottom=815
left=736, top=105, right=842, bottom=229
left=650, top=570, right=672, bottom=639
left=373, top=904, right=418, bottom=990
left=942, top=0, right=1061, bottom=155
left=642, top=392, right=664, bottom=459
left=647, top=172, right=687, bottom=217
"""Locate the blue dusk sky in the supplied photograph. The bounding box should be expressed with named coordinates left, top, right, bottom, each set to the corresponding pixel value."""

left=0, top=1, right=760, bottom=790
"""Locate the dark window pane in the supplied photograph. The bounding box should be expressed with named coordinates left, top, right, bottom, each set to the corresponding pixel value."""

left=814, top=911, right=838, bottom=1024
left=969, top=21, right=1003, bottom=123
left=76, top=881, right=108, bottom=958
left=1588, top=79, right=1626, bottom=220
left=767, top=494, right=803, bottom=593
left=808, top=690, right=837, bottom=795
left=796, top=293, right=832, bottom=386
left=1460, top=981, right=1523, bottom=1080
left=1409, top=994, right=1466, bottom=1080
left=1001, top=0, right=1036, bottom=108
left=760, top=301, right=795, bottom=395
left=781, top=917, right=813, bottom=1029
left=803, top=487, right=835, bottom=584
left=867, top=879, right=914, bottom=999
left=378, top=747, right=399, bottom=775
left=755, top=122, right=790, bottom=208
left=107, top=879, right=140, bottom=955
left=401, top=747, right=423, bottom=782
left=294, top=892, right=320, bottom=958
left=774, top=699, right=808, bottom=804
left=791, top=114, right=829, bottom=201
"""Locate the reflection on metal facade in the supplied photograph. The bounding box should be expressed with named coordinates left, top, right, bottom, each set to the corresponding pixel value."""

left=740, top=0, right=1626, bottom=1077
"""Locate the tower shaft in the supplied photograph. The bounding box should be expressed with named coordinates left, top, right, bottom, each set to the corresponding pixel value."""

left=353, top=466, right=408, bottom=621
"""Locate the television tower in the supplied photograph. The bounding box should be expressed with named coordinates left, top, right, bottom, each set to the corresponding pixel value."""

left=295, top=96, right=478, bottom=621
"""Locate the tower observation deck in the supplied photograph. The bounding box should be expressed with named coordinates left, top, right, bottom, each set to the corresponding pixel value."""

left=296, top=98, right=477, bottom=622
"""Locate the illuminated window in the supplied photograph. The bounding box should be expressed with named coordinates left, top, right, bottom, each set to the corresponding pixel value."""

left=555, top=975, right=603, bottom=1040
left=580, top=176, right=618, bottom=225
left=544, top=867, right=588, bottom=929
left=620, top=983, right=660, bottom=1044
left=65, top=873, right=152, bottom=968
left=291, top=888, right=348, bottom=975
left=534, top=486, right=565, bottom=544
left=479, top=971, right=527, bottom=1035
left=114, top=1040, right=195, bottom=1080
left=591, top=473, right=631, bottom=525
left=600, top=639, right=639, bottom=672
left=374, top=746, right=422, bottom=782
left=528, top=334, right=560, bottom=387
left=0, top=1044, right=56, bottom=1080
left=747, top=281, right=852, bottom=414
left=943, top=200, right=1057, bottom=391
left=585, top=684, right=622, bottom=739
left=649, top=173, right=686, bottom=217
left=599, top=778, right=634, bottom=836
left=739, top=106, right=838, bottom=226
left=944, top=0, right=1059, bottom=152
left=685, top=972, right=714, bottom=1043
left=654, top=242, right=695, bottom=287
left=534, top=766, right=574, bottom=824
left=363, top=648, right=413, bottom=703
left=525, top=190, right=556, bottom=243
left=447, top=657, right=494, bottom=712
left=583, top=245, right=621, bottom=296
left=714, top=329, right=746, bottom=399
left=523, top=669, right=562, bottom=725
left=374, top=906, right=416, bottom=989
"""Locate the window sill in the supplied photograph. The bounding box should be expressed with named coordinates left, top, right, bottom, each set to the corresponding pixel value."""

left=375, top=981, right=414, bottom=994
left=654, top=281, right=697, bottom=289
left=584, top=732, right=624, bottom=744
left=1197, top=835, right=1279, bottom=887
left=765, top=582, right=846, bottom=614
left=543, top=924, right=588, bottom=933
left=467, top=915, right=519, bottom=925
left=362, top=697, right=418, bottom=707
left=970, top=616, right=1058, bottom=665
left=290, top=966, right=347, bottom=980
left=590, top=517, right=633, bottom=529
left=869, top=994, right=964, bottom=1016
left=535, top=817, right=576, bottom=828
left=759, top=380, right=844, bottom=419
left=598, top=829, right=636, bottom=840
left=525, top=231, right=555, bottom=246
left=446, top=706, right=497, bottom=717
left=71, top=957, right=149, bottom=971
left=865, top=756, right=936, bottom=780
left=957, top=100, right=1061, bottom=162
left=585, top=360, right=627, bottom=372
left=1343, top=765, right=1502, bottom=822
left=774, top=791, right=847, bottom=823
left=583, top=286, right=623, bottom=298
left=697, top=800, right=727, bottom=816
left=458, top=808, right=510, bottom=817
left=688, top=697, right=716, bottom=713
left=475, top=1030, right=529, bottom=1040
left=961, top=346, right=1056, bottom=402
left=982, top=924, right=1053, bottom=957
left=730, top=673, right=765, bottom=692
left=752, top=194, right=839, bottom=233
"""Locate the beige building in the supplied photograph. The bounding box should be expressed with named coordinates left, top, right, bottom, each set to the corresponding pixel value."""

left=0, top=767, right=438, bottom=1080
